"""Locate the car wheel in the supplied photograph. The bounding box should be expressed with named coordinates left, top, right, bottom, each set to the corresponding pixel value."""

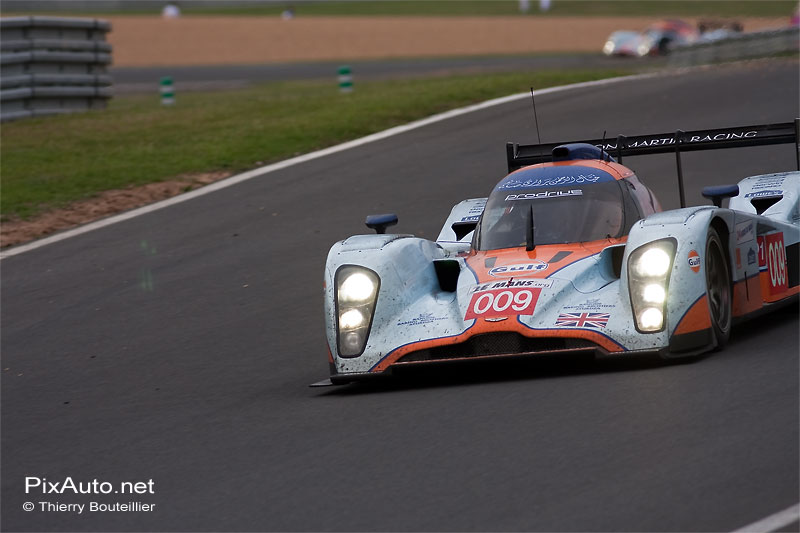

left=705, top=228, right=732, bottom=347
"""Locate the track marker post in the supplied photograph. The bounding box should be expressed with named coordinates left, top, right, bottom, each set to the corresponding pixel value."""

left=338, top=66, right=353, bottom=93
left=160, top=77, right=175, bottom=105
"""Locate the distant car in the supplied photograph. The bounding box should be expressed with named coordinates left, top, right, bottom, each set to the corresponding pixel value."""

left=603, top=19, right=744, bottom=57
left=317, top=120, right=800, bottom=385
left=603, top=19, right=699, bottom=57
left=603, top=19, right=701, bottom=57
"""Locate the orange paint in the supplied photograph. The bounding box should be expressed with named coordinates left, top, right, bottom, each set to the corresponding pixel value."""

left=673, top=295, right=712, bottom=335
left=512, top=159, right=634, bottom=181
left=759, top=271, right=791, bottom=303
left=732, top=276, right=763, bottom=317
left=466, top=238, right=627, bottom=285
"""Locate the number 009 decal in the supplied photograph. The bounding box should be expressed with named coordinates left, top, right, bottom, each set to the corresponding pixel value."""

left=764, top=232, right=788, bottom=296
left=465, top=287, right=541, bottom=320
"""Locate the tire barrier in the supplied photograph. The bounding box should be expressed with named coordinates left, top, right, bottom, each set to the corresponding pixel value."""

left=669, top=26, right=799, bottom=67
left=1, top=16, right=113, bottom=122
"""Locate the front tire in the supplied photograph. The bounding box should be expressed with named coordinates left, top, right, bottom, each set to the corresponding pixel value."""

left=705, top=228, right=732, bottom=348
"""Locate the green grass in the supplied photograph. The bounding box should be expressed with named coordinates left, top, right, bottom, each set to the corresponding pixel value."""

left=6, top=1, right=796, bottom=17
left=0, top=69, right=632, bottom=219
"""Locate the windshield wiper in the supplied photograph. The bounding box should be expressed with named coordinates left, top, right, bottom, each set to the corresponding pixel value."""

left=526, top=204, right=535, bottom=251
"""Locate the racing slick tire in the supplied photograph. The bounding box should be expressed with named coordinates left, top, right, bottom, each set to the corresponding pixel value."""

left=705, top=227, right=732, bottom=348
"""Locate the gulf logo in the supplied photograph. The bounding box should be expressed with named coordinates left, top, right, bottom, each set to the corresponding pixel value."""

left=688, top=250, right=701, bottom=273
left=488, top=261, right=548, bottom=277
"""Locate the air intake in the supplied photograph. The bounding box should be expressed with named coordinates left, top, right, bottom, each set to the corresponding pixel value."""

left=751, top=195, right=783, bottom=215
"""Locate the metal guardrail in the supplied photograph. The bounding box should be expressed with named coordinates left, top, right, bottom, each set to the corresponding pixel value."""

left=669, top=26, right=799, bottom=67
left=1, top=16, right=113, bottom=122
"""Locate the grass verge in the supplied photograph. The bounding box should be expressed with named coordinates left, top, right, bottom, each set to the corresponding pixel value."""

left=0, top=68, right=632, bottom=220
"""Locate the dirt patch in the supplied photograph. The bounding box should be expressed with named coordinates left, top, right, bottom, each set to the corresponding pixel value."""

left=1, top=171, right=232, bottom=248
left=106, top=15, right=786, bottom=67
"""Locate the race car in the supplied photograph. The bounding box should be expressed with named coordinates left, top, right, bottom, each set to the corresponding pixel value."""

left=603, top=19, right=699, bottom=57
left=601, top=18, right=742, bottom=57
left=317, top=120, right=800, bottom=385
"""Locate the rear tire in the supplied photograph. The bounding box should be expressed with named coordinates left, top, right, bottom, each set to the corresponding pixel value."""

left=705, top=228, right=732, bottom=348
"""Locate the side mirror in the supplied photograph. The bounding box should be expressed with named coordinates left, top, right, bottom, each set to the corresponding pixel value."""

left=365, top=213, right=398, bottom=234
left=702, top=185, right=739, bottom=207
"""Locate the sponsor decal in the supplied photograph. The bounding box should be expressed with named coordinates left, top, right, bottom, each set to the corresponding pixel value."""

left=597, top=130, right=758, bottom=152
left=471, top=279, right=553, bottom=292
left=465, top=201, right=486, bottom=216
left=747, top=247, right=757, bottom=266
left=488, top=261, right=548, bottom=277
left=598, top=139, right=671, bottom=150
left=687, top=131, right=757, bottom=143
left=397, top=313, right=447, bottom=327
left=498, top=174, right=609, bottom=190
left=764, top=232, right=787, bottom=297
left=460, top=215, right=481, bottom=222
left=757, top=236, right=767, bottom=269
left=505, top=190, right=582, bottom=201
left=465, top=287, right=541, bottom=321
left=563, top=299, right=616, bottom=312
left=735, top=248, right=742, bottom=270
left=751, top=176, right=786, bottom=191
left=688, top=250, right=701, bottom=273
left=735, top=221, right=755, bottom=244
left=744, top=190, right=783, bottom=198
left=555, top=312, right=610, bottom=329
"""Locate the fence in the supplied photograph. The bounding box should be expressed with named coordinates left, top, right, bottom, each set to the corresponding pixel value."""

left=669, top=26, right=799, bottom=67
left=1, top=16, right=113, bottom=122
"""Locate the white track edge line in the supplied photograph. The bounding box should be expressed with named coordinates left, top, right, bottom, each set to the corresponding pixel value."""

left=732, top=503, right=800, bottom=533
left=1, top=72, right=657, bottom=259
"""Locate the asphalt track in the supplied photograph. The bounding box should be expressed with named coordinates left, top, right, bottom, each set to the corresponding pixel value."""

left=110, top=53, right=650, bottom=93
left=2, top=59, right=799, bottom=532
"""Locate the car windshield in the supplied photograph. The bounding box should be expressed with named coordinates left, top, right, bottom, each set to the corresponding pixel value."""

left=475, top=178, right=634, bottom=250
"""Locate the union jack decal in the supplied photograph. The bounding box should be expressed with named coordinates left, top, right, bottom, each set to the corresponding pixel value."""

left=555, top=312, right=610, bottom=329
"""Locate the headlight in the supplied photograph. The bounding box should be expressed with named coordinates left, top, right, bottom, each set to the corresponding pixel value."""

left=339, top=309, right=365, bottom=329
left=642, top=283, right=666, bottom=304
left=335, top=266, right=380, bottom=357
left=639, top=308, right=664, bottom=329
left=603, top=41, right=615, bottom=55
left=628, top=239, right=676, bottom=333
left=339, top=272, right=376, bottom=303
left=634, top=248, right=671, bottom=277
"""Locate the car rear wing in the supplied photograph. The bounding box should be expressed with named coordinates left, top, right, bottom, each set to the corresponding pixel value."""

left=506, top=119, right=800, bottom=208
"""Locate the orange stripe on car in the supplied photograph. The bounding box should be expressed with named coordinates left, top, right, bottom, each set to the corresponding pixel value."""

left=511, top=159, right=635, bottom=181
left=732, top=276, right=763, bottom=317
left=673, top=295, right=712, bottom=335
left=467, top=238, right=627, bottom=284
